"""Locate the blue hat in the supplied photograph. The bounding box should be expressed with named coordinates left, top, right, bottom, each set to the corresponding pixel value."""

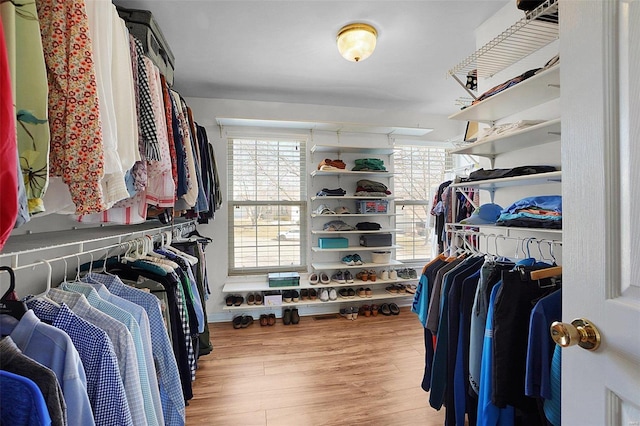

left=460, top=203, right=503, bottom=225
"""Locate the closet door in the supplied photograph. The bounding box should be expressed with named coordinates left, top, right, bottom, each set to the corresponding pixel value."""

left=562, top=0, right=640, bottom=424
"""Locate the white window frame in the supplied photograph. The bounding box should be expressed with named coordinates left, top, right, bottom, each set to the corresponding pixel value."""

left=227, top=133, right=307, bottom=275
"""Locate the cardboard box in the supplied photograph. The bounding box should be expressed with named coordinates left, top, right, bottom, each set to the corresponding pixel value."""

left=318, top=237, right=349, bottom=249
left=264, top=294, right=283, bottom=306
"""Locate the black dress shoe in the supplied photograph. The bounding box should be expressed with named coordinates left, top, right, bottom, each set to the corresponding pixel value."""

left=380, top=303, right=392, bottom=316
left=241, top=315, right=254, bottom=328
left=291, top=308, right=300, bottom=324
left=283, top=308, right=292, bottom=325
left=234, top=296, right=244, bottom=306
left=389, top=303, right=400, bottom=315
left=232, top=315, right=243, bottom=329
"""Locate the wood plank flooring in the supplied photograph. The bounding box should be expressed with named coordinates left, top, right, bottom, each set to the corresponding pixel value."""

left=186, top=307, right=445, bottom=425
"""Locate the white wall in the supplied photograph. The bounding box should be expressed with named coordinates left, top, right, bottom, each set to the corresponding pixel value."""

left=184, top=97, right=464, bottom=321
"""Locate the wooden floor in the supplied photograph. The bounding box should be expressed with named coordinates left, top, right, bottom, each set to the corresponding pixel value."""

left=185, top=307, right=445, bottom=425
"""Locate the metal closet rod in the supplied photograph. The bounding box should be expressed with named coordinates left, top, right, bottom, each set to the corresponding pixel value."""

left=449, top=228, right=562, bottom=245
left=3, top=220, right=197, bottom=272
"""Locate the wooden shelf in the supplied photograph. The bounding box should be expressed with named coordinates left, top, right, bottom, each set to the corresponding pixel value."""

left=449, top=171, right=562, bottom=191
left=448, top=66, right=560, bottom=123
left=450, top=118, right=561, bottom=157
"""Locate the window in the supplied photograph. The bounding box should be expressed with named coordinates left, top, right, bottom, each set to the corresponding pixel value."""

left=393, top=144, right=451, bottom=262
left=228, top=137, right=306, bottom=274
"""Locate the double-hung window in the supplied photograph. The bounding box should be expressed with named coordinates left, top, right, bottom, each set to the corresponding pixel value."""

left=393, top=144, right=450, bottom=262
left=228, top=136, right=306, bottom=274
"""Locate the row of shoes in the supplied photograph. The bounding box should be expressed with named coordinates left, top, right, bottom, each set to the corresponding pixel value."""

left=232, top=315, right=254, bottom=329
left=338, top=287, right=373, bottom=298
left=282, top=308, right=300, bottom=325
left=340, top=303, right=401, bottom=319
left=259, top=313, right=276, bottom=326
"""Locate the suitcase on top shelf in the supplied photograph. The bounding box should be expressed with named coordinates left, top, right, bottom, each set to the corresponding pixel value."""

left=116, top=6, right=176, bottom=86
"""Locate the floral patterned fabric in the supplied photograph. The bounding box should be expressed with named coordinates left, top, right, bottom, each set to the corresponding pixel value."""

left=35, top=0, right=106, bottom=215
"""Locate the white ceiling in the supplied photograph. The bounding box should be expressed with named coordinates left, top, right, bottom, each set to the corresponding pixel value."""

left=113, top=0, right=510, bottom=132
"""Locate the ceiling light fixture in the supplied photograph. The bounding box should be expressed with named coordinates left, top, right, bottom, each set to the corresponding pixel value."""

left=336, top=23, right=377, bottom=62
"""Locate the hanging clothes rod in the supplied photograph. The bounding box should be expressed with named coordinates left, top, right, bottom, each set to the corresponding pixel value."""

left=1, top=220, right=197, bottom=270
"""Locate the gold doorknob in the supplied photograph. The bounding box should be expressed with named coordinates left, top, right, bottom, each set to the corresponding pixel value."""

left=550, top=318, right=601, bottom=351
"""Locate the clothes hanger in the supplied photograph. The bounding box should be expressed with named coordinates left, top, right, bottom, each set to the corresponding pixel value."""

left=0, top=266, right=28, bottom=319
left=34, top=259, right=53, bottom=298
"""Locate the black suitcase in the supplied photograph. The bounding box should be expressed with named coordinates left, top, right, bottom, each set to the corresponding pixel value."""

left=359, top=233, right=392, bottom=247
left=116, top=6, right=176, bottom=86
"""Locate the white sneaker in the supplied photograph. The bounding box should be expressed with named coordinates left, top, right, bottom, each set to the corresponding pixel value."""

left=380, top=269, right=389, bottom=281
left=319, top=288, right=329, bottom=302
left=389, top=269, right=398, bottom=280
left=329, top=288, right=338, bottom=301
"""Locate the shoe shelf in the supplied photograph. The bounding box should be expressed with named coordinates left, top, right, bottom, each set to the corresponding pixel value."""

left=449, top=118, right=561, bottom=158
left=446, top=222, right=562, bottom=235
left=311, top=213, right=397, bottom=218
left=311, top=259, right=404, bottom=270
left=448, top=66, right=560, bottom=124
left=310, top=144, right=395, bottom=155
left=311, top=245, right=400, bottom=252
left=221, top=291, right=414, bottom=311
left=311, top=195, right=399, bottom=201
left=311, top=229, right=402, bottom=235
left=310, top=170, right=393, bottom=178
left=222, top=276, right=419, bottom=294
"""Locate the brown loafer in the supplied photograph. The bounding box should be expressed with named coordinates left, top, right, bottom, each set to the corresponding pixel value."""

left=267, top=313, right=276, bottom=326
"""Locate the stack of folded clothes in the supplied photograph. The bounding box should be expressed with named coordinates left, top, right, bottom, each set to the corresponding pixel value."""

left=496, top=195, right=562, bottom=229
left=323, top=220, right=356, bottom=231
left=316, top=188, right=346, bottom=196
left=355, top=179, right=391, bottom=197
left=463, top=165, right=557, bottom=182
left=317, top=159, right=346, bottom=171
left=352, top=158, right=386, bottom=172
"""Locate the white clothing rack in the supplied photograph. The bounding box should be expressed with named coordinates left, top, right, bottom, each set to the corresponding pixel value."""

left=0, top=220, right=196, bottom=272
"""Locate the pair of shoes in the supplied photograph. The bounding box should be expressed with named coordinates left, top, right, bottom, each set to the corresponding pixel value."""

left=247, top=293, right=263, bottom=305
left=379, top=269, right=389, bottom=280
left=386, top=284, right=406, bottom=294
left=339, top=306, right=360, bottom=320
left=356, top=270, right=369, bottom=281
left=283, top=308, right=300, bottom=325
left=332, top=271, right=345, bottom=284
left=233, top=315, right=254, bottom=328
left=341, top=254, right=363, bottom=266
left=226, top=295, right=243, bottom=306
left=338, top=288, right=356, bottom=298
left=283, top=290, right=300, bottom=303
left=379, top=303, right=400, bottom=316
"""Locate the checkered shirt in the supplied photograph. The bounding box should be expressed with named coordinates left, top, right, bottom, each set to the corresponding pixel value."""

left=89, top=273, right=186, bottom=426
left=26, top=299, right=132, bottom=426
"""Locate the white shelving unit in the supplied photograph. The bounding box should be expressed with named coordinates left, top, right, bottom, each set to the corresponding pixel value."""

left=311, top=170, right=394, bottom=178
left=311, top=245, right=399, bottom=253
left=311, top=259, right=404, bottom=271
left=448, top=66, right=560, bottom=124
left=446, top=1, right=562, bottom=251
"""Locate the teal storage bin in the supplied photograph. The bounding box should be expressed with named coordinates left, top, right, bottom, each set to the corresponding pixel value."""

left=318, top=237, right=349, bottom=249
